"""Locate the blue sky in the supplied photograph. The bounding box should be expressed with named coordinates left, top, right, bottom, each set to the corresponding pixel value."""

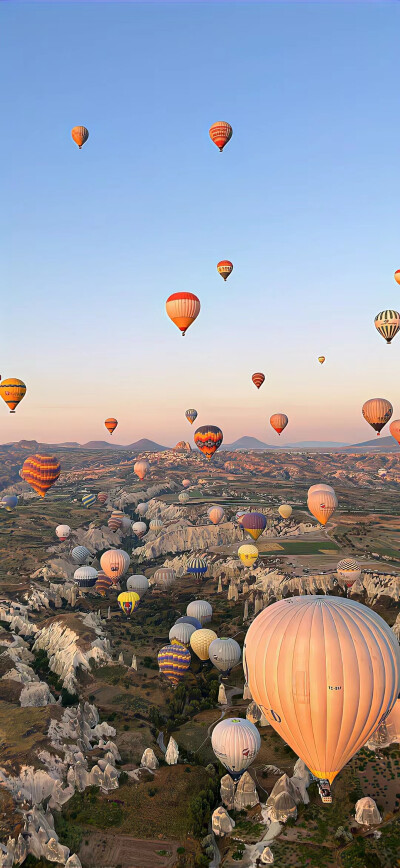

left=1, top=1, right=400, bottom=446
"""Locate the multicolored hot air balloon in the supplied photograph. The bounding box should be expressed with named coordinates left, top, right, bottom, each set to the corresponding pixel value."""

left=209, top=637, right=241, bottom=674
left=194, top=425, right=223, bottom=459
left=395, top=270, right=400, bottom=285
left=105, top=418, right=118, bottom=435
left=158, top=643, right=191, bottom=684
left=0, top=378, right=26, bottom=413
left=154, top=567, right=176, bottom=589
left=21, top=455, right=61, bottom=497
left=389, top=419, right=400, bottom=445
left=337, top=558, right=361, bottom=588
left=118, top=591, right=140, bottom=615
left=82, top=493, right=96, bottom=509
left=149, top=518, right=163, bottom=533
left=374, top=310, right=400, bottom=345
left=187, top=555, right=208, bottom=580
left=238, top=544, right=259, bottom=567
left=207, top=505, right=225, bottom=525
left=187, top=599, right=212, bottom=625
left=169, top=622, right=196, bottom=647
left=71, top=126, right=89, bottom=148
left=362, top=398, right=393, bottom=436
left=318, top=356, right=325, bottom=365
left=244, top=596, right=400, bottom=783
left=166, top=292, right=200, bottom=336
left=126, top=575, right=149, bottom=597
left=307, top=486, right=337, bottom=526
left=209, top=121, right=232, bottom=152
left=241, top=512, right=267, bottom=541
left=270, top=413, right=288, bottom=435
left=278, top=504, right=292, bottom=519
left=217, top=260, right=233, bottom=281
left=211, top=718, right=260, bottom=779
left=190, top=628, right=217, bottom=661
left=134, top=460, right=150, bottom=480
left=185, top=409, right=198, bottom=425
left=252, top=372, right=265, bottom=390
left=108, top=513, right=122, bottom=532
left=71, top=545, right=91, bottom=565
left=56, top=524, right=70, bottom=541
left=97, top=492, right=108, bottom=504
left=1, top=495, right=18, bottom=511
left=95, top=573, right=113, bottom=596
left=100, top=549, right=129, bottom=582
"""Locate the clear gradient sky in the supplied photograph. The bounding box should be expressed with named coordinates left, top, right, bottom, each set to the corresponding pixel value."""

left=1, top=1, right=400, bottom=447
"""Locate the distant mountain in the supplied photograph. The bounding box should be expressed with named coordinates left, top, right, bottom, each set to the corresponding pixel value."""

left=81, top=438, right=167, bottom=451
left=341, top=436, right=398, bottom=452
left=221, top=436, right=278, bottom=451
left=285, top=441, right=350, bottom=448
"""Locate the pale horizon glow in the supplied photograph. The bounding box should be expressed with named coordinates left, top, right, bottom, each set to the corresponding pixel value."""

left=2, top=1, right=400, bottom=447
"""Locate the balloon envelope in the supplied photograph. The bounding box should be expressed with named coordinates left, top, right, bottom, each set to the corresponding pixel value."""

left=71, top=125, right=89, bottom=148
left=132, top=521, right=147, bottom=538
left=209, top=121, right=233, bottom=151
left=1, top=495, right=18, bottom=511
left=176, top=616, right=202, bottom=629
left=101, top=549, right=129, bottom=581
left=362, top=398, right=393, bottom=436
left=374, top=310, right=400, bottom=344
left=244, top=596, right=400, bottom=782
left=209, top=637, right=241, bottom=673
left=190, top=628, right=217, bottom=661
left=134, top=460, right=149, bottom=480
left=207, top=505, right=225, bottom=525
left=118, top=591, right=140, bottom=616
left=217, top=260, right=233, bottom=280
left=278, top=505, right=292, bottom=520
left=56, top=524, right=70, bottom=540
left=318, top=356, right=325, bottom=364
left=179, top=492, right=190, bottom=504
left=252, top=373, right=265, bottom=389
left=307, top=487, right=337, bottom=526
left=169, top=622, right=196, bottom=646
left=72, top=545, right=91, bottom=565
left=154, top=567, right=176, bottom=589
left=187, top=556, right=208, bottom=577
left=158, top=644, right=191, bottom=683
left=187, top=599, right=212, bottom=625
left=105, top=417, right=118, bottom=435
left=185, top=409, right=198, bottom=425
left=0, top=378, right=26, bottom=413
left=238, top=544, right=259, bottom=567
left=21, top=454, right=61, bottom=497
left=82, top=493, right=96, bottom=509
left=389, top=420, right=400, bottom=445
left=337, top=558, right=361, bottom=587
left=194, top=425, right=223, bottom=459
left=166, top=292, right=200, bottom=336
left=211, top=718, right=260, bottom=778
left=241, top=512, right=267, bottom=541
left=126, top=575, right=149, bottom=597
left=270, top=413, right=288, bottom=435
left=97, top=492, right=108, bottom=504
left=73, top=566, right=98, bottom=588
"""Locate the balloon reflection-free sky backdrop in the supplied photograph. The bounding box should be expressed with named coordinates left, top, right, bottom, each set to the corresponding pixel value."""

left=2, top=1, right=400, bottom=445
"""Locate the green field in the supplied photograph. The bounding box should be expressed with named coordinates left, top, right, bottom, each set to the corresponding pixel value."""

left=258, top=539, right=339, bottom=555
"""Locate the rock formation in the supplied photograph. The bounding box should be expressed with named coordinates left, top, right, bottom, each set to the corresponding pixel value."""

left=218, top=683, right=227, bottom=705
left=234, top=771, right=259, bottom=810
left=32, top=613, right=112, bottom=692
left=259, top=846, right=274, bottom=864
left=141, top=748, right=159, bottom=770
left=355, top=797, right=382, bottom=826
left=220, top=774, right=236, bottom=810
left=165, top=736, right=179, bottom=765
left=212, top=806, right=235, bottom=837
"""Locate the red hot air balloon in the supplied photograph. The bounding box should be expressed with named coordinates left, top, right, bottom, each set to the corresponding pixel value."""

left=389, top=420, right=400, bottom=445
left=166, top=292, right=200, bottom=336
left=217, top=261, right=233, bottom=281
left=394, top=270, right=400, bottom=285
left=105, top=418, right=118, bottom=435
left=270, top=413, right=288, bottom=435
left=209, top=121, right=232, bottom=152
left=194, top=425, right=223, bottom=459
left=252, top=373, right=265, bottom=390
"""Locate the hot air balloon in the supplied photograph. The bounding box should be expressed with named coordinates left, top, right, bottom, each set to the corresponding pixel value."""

left=241, top=512, right=267, bottom=541
left=0, top=378, right=26, bottom=413
left=166, top=292, right=200, bottom=336
left=136, top=502, right=149, bottom=516
left=244, top=596, right=400, bottom=783
left=1, top=495, right=18, bottom=511
left=158, top=644, right=191, bottom=684
left=236, top=510, right=246, bottom=525
left=207, top=505, right=225, bottom=526
left=194, top=425, right=223, bottom=459
left=126, top=575, right=149, bottom=597
left=134, top=460, right=149, bottom=480
left=211, top=718, right=260, bottom=779
left=56, top=524, right=70, bottom=541
left=307, top=484, right=335, bottom=495
left=71, top=545, right=91, bottom=565
left=149, top=518, right=163, bottom=533
left=209, top=121, right=232, bottom=152
left=105, top=417, right=118, bottom=435
left=82, top=493, right=96, bottom=509
left=209, top=637, right=241, bottom=674
left=71, top=126, right=89, bottom=148
left=217, top=260, right=233, bottom=281
left=270, top=414, right=288, bottom=436
left=318, top=356, right=325, bottom=365
left=179, top=492, right=190, bottom=504
left=374, top=310, right=400, bottom=345
left=73, top=566, right=98, bottom=588
left=395, top=270, right=400, bottom=285
left=187, top=599, right=212, bottom=625
left=187, top=556, right=208, bottom=580
left=132, top=521, right=147, bottom=538
left=362, top=398, right=393, bottom=436
left=238, top=544, right=259, bottom=567
left=389, top=420, right=400, bottom=445
left=337, top=558, right=361, bottom=588
left=252, top=373, right=265, bottom=390
left=307, top=486, right=338, bottom=526
left=185, top=409, right=198, bottom=425
left=182, top=479, right=191, bottom=488
left=100, top=549, right=129, bottom=582
left=169, top=622, right=196, bottom=647
left=118, top=591, right=140, bottom=616
left=97, top=492, right=108, bottom=504
left=108, top=514, right=122, bottom=531
left=190, top=628, right=218, bottom=661
left=21, top=455, right=61, bottom=497
left=154, top=567, right=176, bottom=589
left=176, top=616, right=202, bottom=629
left=278, top=505, right=292, bottom=520
left=95, top=573, right=113, bottom=596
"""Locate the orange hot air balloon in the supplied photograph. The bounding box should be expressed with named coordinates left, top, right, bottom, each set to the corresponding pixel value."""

left=100, top=549, right=129, bottom=581
left=394, top=270, right=400, bottom=285
left=105, top=417, right=118, bottom=435
left=389, top=419, right=400, bottom=445
left=134, top=459, right=149, bottom=480
left=166, top=292, right=200, bottom=336
left=71, top=126, right=89, bottom=148
left=0, top=378, right=26, bottom=413
left=209, top=121, right=232, bottom=152
left=21, top=454, right=61, bottom=497
left=252, top=373, right=265, bottom=390
left=270, top=413, right=288, bottom=435
left=217, top=260, right=233, bottom=281
left=307, top=486, right=338, bottom=526
left=362, top=398, right=393, bottom=436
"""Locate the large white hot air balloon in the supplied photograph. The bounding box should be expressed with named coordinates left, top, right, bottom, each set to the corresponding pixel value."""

left=136, top=502, right=149, bottom=516
left=126, top=575, right=149, bottom=597
left=187, top=599, right=212, bottom=625
left=244, top=596, right=400, bottom=784
left=211, top=717, right=261, bottom=779
left=209, top=637, right=241, bottom=673
left=56, top=524, right=71, bottom=541
left=132, top=521, right=147, bottom=538
left=169, top=622, right=196, bottom=646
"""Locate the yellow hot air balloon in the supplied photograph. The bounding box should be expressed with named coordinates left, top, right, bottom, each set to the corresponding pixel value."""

left=190, top=628, right=217, bottom=661
left=318, top=356, right=325, bottom=365
left=238, top=544, right=259, bottom=567
left=0, top=378, right=26, bottom=413
left=118, top=591, right=140, bottom=616
left=278, top=504, right=292, bottom=519
left=307, top=486, right=337, bottom=526
left=244, top=596, right=400, bottom=784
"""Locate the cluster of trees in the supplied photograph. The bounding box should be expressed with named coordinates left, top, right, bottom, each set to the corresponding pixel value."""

left=149, top=669, right=219, bottom=731
left=187, top=774, right=220, bottom=838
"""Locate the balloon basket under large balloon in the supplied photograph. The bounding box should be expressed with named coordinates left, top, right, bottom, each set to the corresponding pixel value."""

left=10, top=411, right=15, bottom=414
